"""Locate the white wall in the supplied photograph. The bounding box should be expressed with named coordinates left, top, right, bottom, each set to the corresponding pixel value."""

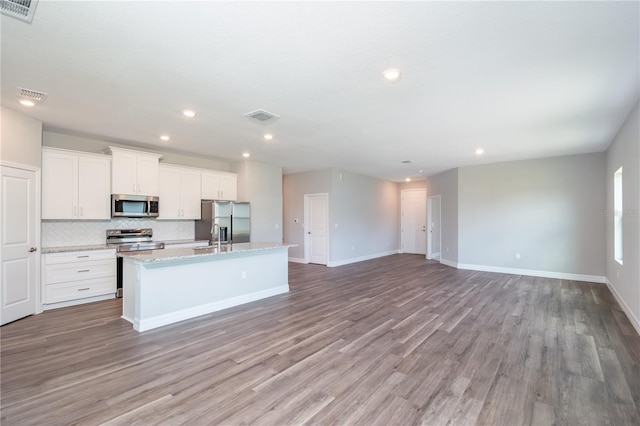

left=234, top=160, right=283, bottom=243
left=43, top=131, right=232, bottom=171
left=330, top=170, right=399, bottom=263
left=282, top=169, right=332, bottom=260
left=425, top=168, right=459, bottom=264
left=458, top=153, right=606, bottom=277
left=1, top=106, right=42, bottom=167
left=606, top=101, right=640, bottom=331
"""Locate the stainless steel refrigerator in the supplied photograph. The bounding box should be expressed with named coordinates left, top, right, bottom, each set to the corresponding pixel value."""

left=195, top=201, right=251, bottom=244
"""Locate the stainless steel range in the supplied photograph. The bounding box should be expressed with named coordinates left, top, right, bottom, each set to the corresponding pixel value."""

left=107, top=228, right=165, bottom=297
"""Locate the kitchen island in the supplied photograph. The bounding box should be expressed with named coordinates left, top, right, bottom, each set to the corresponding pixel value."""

left=118, top=242, right=295, bottom=332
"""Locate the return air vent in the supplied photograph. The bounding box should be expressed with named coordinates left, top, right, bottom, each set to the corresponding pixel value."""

left=17, top=87, right=48, bottom=105
left=244, top=109, right=280, bottom=123
left=1, top=0, right=39, bottom=23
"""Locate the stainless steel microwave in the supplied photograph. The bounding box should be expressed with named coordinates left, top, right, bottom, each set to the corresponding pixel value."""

left=111, top=194, right=159, bottom=218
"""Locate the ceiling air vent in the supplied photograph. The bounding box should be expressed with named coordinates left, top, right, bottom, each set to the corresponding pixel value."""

left=17, top=87, right=48, bottom=105
left=1, top=0, right=39, bottom=23
left=244, top=109, right=280, bottom=123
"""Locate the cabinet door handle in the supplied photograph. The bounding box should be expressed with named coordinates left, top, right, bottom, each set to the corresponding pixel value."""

left=77, top=255, right=89, bottom=258
left=133, top=184, right=136, bottom=193
left=77, top=288, right=90, bottom=291
left=28, top=247, right=37, bottom=252
left=79, top=207, right=83, bottom=217
left=77, top=269, right=90, bottom=273
left=73, top=206, right=77, bottom=217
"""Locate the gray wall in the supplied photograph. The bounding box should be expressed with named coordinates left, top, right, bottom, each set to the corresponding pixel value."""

left=282, top=170, right=332, bottom=260
left=1, top=106, right=42, bottom=168
left=233, top=160, right=283, bottom=243
left=282, top=169, right=399, bottom=263
left=330, top=170, right=399, bottom=262
left=425, top=168, right=459, bottom=264
left=457, top=153, right=606, bottom=276
left=606, top=101, right=640, bottom=326
left=43, top=131, right=232, bottom=171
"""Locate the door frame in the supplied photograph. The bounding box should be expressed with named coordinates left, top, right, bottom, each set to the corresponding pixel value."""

left=427, top=195, right=441, bottom=261
left=1, top=160, right=43, bottom=318
left=304, top=193, right=329, bottom=265
left=400, top=188, right=427, bottom=254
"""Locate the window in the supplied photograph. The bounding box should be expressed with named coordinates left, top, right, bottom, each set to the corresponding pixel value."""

left=614, top=167, right=623, bottom=264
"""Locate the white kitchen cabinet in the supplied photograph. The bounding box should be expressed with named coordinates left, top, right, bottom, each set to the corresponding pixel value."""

left=108, top=146, right=162, bottom=196
left=42, top=148, right=111, bottom=220
left=201, top=171, right=237, bottom=201
left=42, top=249, right=116, bottom=308
left=158, top=164, right=201, bottom=220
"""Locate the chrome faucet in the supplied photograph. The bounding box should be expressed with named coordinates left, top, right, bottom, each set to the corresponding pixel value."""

left=211, top=223, right=222, bottom=250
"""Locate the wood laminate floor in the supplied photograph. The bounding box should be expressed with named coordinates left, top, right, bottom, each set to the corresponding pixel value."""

left=1, top=255, right=639, bottom=425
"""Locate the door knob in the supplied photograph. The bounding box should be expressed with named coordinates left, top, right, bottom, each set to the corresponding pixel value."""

left=29, top=247, right=37, bottom=252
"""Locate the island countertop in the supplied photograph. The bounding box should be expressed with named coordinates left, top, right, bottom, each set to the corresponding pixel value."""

left=117, top=242, right=296, bottom=264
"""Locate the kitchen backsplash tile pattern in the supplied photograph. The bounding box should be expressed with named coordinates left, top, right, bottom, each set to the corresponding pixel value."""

left=42, top=219, right=195, bottom=247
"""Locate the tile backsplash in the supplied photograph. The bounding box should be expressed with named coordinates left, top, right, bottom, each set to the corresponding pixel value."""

left=42, top=219, right=195, bottom=247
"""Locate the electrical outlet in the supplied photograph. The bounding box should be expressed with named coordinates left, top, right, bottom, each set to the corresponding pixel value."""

left=516, top=253, right=521, bottom=259
left=241, top=271, right=247, bottom=279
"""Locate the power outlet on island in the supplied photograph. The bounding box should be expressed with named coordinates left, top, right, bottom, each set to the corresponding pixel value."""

left=241, top=271, right=247, bottom=279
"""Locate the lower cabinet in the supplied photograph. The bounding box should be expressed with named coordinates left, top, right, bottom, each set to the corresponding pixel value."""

left=42, top=249, right=116, bottom=308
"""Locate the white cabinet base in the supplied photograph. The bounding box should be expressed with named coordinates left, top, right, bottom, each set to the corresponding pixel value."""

left=42, top=294, right=115, bottom=311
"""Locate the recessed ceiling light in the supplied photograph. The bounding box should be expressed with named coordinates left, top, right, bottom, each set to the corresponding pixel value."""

left=264, top=134, right=273, bottom=141
left=475, top=148, right=485, bottom=155
left=182, top=110, right=196, bottom=118
left=405, top=178, right=411, bottom=182
left=418, top=170, right=423, bottom=174
left=242, top=152, right=250, bottom=158
left=19, top=99, right=35, bottom=107
left=383, top=68, right=402, bottom=82
left=160, top=135, right=170, bottom=142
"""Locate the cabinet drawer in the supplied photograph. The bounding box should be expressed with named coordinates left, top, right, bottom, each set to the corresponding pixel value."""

left=45, top=250, right=115, bottom=265
left=45, top=277, right=116, bottom=304
left=45, top=259, right=115, bottom=284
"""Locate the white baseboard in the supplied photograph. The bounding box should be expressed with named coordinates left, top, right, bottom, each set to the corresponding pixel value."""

left=456, top=263, right=606, bottom=284
left=288, top=257, right=307, bottom=264
left=327, top=250, right=399, bottom=268
left=133, top=285, right=290, bottom=332
left=42, top=293, right=115, bottom=310
left=605, top=278, right=640, bottom=337
left=439, top=258, right=458, bottom=268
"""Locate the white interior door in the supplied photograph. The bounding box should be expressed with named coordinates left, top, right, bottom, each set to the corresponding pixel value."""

left=401, top=189, right=426, bottom=255
left=305, top=194, right=328, bottom=265
left=427, top=195, right=442, bottom=260
left=1, top=165, right=38, bottom=325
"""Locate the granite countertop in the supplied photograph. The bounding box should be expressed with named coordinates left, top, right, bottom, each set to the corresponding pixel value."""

left=42, top=244, right=113, bottom=254
left=118, top=242, right=296, bottom=264
left=162, top=239, right=209, bottom=246
left=42, top=239, right=210, bottom=254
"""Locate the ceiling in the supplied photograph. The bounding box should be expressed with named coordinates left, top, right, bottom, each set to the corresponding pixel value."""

left=1, top=1, right=638, bottom=182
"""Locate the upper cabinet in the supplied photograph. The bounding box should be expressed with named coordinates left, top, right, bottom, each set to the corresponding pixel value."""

left=42, top=148, right=111, bottom=220
left=108, top=146, right=162, bottom=196
left=158, top=165, right=201, bottom=220
left=202, top=171, right=238, bottom=201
